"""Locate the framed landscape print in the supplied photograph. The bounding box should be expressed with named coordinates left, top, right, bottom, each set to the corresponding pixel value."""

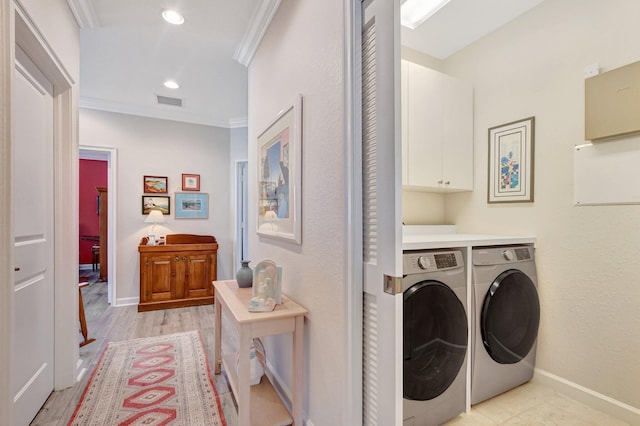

left=175, top=192, right=209, bottom=219
left=143, top=176, right=168, bottom=193
left=256, top=94, right=302, bottom=244
left=142, top=196, right=170, bottom=215
left=488, top=116, right=535, bottom=203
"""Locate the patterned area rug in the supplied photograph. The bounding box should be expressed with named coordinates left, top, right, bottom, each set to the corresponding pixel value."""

left=69, top=331, right=226, bottom=426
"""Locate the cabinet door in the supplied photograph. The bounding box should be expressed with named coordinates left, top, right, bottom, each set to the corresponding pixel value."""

left=442, top=74, right=473, bottom=191
left=142, top=253, right=174, bottom=302
left=406, top=62, right=443, bottom=188
left=401, top=60, right=409, bottom=185
left=184, top=252, right=212, bottom=298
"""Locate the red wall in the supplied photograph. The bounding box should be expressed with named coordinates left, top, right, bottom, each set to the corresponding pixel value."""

left=79, top=159, right=107, bottom=264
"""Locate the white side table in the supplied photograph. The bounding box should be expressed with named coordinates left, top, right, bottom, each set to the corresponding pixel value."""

left=213, top=280, right=307, bottom=426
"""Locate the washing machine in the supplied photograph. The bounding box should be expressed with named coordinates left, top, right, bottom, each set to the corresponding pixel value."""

left=403, top=249, right=468, bottom=426
left=470, top=245, right=540, bottom=405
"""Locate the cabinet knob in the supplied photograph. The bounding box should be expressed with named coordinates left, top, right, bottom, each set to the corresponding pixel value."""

left=174, top=256, right=180, bottom=262
left=14, top=267, right=20, bottom=272
left=182, top=256, right=187, bottom=262
left=445, top=180, right=450, bottom=185
left=437, top=180, right=443, bottom=184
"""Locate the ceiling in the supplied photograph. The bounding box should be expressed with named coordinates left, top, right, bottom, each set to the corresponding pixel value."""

left=401, top=0, right=545, bottom=59
left=72, top=0, right=544, bottom=129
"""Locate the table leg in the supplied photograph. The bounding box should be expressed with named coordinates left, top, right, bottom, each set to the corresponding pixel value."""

left=237, top=327, right=252, bottom=426
left=292, top=315, right=304, bottom=425
left=214, top=289, right=222, bottom=375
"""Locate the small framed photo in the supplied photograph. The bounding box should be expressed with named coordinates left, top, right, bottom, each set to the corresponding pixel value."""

left=142, top=196, right=170, bottom=215
left=175, top=192, right=208, bottom=219
left=488, top=116, right=535, bottom=203
left=143, top=176, right=168, bottom=194
left=182, top=173, right=200, bottom=191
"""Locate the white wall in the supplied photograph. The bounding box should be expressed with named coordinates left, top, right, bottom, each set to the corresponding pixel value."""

left=442, top=0, right=639, bottom=415
left=248, top=1, right=345, bottom=424
left=79, top=108, right=234, bottom=304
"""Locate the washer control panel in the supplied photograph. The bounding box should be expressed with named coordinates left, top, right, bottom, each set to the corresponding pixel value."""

left=404, top=250, right=464, bottom=274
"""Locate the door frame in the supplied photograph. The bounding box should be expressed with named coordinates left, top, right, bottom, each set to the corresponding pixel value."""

left=1, top=2, right=78, bottom=423
left=344, top=1, right=363, bottom=425
left=234, top=160, right=248, bottom=270
left=79, top=146, right=117, bottom=306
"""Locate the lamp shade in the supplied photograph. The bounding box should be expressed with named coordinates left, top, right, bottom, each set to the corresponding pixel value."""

left=144, top=209, right=166, bottom=224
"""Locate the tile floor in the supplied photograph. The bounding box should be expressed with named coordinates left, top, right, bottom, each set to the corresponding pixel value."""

left=445, top=380, right=630, bottom=425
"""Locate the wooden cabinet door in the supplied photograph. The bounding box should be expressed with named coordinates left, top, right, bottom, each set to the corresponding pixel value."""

left=142, top=253, right=174, bottom=303
left=184, top=252, right=212, bottom=299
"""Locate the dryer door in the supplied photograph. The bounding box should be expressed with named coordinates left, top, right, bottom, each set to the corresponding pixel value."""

left=403, top=281, right=468, bottom=401
left=481, top=269, right=540, bottom=364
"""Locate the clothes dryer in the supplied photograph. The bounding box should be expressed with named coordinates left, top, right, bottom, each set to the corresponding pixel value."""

left=403, top=250, right=468, bottom=425
left=471, top=245, right=540, bottom=405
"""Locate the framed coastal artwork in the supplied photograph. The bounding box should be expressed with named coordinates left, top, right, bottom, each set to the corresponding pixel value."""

left=143, top=176, right=168, bottom=194
left=142, top=196, right=170, bottom=215
left=175, top=192, right=209, bottom=219
left=488, top=116, right=535, bottom=203
left=256, top=94, right=302, bottom=244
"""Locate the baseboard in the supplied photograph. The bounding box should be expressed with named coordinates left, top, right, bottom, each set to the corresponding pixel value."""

left=533, top=368, right=639, bottom=425
left=265, top=360, right=314, bottom=426
left=115, top=297, right=139, bottom=307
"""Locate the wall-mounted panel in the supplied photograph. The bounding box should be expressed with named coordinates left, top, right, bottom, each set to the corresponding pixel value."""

left=585, top=60, right=640, bottom=141
left=574, top=137, right=640, bottom=205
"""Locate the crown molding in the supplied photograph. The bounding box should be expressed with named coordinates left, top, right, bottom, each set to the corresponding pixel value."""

left=233, top=0, right=281, bottom=67
left=228, top=117, right=248, bottom=128
left=80, top=96, right=236, bottom=128
left=66, top=0, right=100, bottom=29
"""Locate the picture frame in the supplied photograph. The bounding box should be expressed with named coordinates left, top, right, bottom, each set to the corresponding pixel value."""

left=488, top=116, right=535, bottom=203
left=142, top=196, right=170, bottom=215
left=143, top=176, right=168, bottom=194
left=182, top=173, right=200, bottom=191
left=175, top=192, right=209, bottom=219
left=256, top=94, right=302, bottom=244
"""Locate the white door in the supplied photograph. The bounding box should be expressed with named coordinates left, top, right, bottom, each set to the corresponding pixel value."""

left=361, top=0, right=403, bottom=425
left=12, top=45, right=55, bottom=425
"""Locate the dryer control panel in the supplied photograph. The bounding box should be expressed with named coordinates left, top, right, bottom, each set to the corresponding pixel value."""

left=403, top=250, right=464, bottom=274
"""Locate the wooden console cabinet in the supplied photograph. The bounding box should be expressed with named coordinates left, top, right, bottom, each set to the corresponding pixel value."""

left=138, top=234, right=218, bottom=312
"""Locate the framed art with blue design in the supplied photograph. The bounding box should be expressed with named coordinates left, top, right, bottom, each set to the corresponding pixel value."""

left=256, top=94, right=302, bottom=244
left=175, top=192, right=208, bottom=219
left=488, top=116, right=535, bottom=203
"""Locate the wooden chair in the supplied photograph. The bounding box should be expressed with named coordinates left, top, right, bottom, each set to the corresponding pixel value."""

left=78, top=282, right=95, bottom=347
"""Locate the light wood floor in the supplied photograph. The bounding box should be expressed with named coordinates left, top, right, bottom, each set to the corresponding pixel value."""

left=31, top=280, right=240, bottom=425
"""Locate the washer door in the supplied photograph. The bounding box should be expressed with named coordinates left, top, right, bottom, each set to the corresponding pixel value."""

left=403, top=280, right=468, bottom=401
left=481, top=269, right=540, bottom=364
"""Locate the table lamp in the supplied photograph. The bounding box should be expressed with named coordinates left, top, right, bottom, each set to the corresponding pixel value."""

left=144, top=209, right=165, bottom=245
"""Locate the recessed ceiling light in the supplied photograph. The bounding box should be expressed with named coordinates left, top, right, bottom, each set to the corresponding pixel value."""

left=163, top=80, right=180, bottom=89
left=162, top=9, right=184, bottom=25
left=401, top=0, right=451, bottom=30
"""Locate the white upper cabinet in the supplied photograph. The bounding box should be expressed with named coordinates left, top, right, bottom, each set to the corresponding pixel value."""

left=401, top=60, right=473, bottom=192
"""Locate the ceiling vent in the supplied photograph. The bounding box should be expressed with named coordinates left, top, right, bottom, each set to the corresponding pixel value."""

left=156, top=95, right=183, bottom=107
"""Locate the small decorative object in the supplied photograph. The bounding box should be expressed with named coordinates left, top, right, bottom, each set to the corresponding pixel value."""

left=143, top=176, right=168, bottom=193
left=142, top=196, right=170, bottom=215
left=182, top=173, right=200, bottom=191
left=236, top=260, right=253, bottom=288
left=175, top=192, right=209, bottom=219
left=235, top=338, right=266, bottom=386
left=257, top=94, right=303, bottom=244
left=248, top=259, right=281, bottom=312
left=488, top=116, right=535, bottom=203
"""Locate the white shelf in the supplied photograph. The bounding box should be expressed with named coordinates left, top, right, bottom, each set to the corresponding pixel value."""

left=221, top=353, right=292, bottom=426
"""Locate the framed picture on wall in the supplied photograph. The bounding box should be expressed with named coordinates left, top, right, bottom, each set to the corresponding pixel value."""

left=488, top=116, right=535, bottom=203
left=182, top=173, right=200, bottom=191
left=142, top=196, right=170, bottom=215
left=256, top=94, right=302, bottom=244
left=143, top=176, right=168, bottom=193
left=175, top=192, right=209, bottom=219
